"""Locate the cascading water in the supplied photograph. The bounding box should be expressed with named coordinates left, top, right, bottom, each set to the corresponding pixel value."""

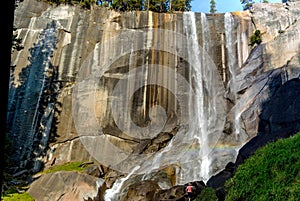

left=183, top=12, right=210, bottom=183
left=104, top=166, right=140, bottom=201
left=224, top=12, right=241, bottom=140
left=200, top=12, right=213, bottom=182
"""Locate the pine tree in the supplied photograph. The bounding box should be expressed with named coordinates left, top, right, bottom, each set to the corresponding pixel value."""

left=240, top=0, right=253, bottom=10
left=210, top=0, right=216, bottom=13
left=144, top=0, right=169, bottom=12
left=112, top=0, right=143, bottom=11
left=170, top=0, right=191, bottom=11
left=99, top=0, right=113, bottom=7
left=128, top=0, right=143, bottom=10
left=184, top=0, right=192, bottom=11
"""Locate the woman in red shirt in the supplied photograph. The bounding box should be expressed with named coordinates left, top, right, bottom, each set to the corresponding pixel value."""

left=186, top=183, right=193, bottom=200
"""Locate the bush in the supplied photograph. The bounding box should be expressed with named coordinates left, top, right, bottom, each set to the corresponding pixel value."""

left=225, top=132, right=300, bottom=201
left=250, top=30, right=262, bottom=46
left=194, top=187, right=218, bottom=201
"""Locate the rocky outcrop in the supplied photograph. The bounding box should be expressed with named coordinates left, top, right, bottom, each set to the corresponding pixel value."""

left=122, top=180, right=161, bottom=201
left=27, top=171, right=105, bottom=201
left=258, top=77, right=300, bottom=134
left=251, top=2, right=300, bottom=71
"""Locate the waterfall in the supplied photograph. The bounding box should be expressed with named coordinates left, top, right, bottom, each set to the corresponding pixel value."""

left=73, top=13, right=226, bottom=190
left=104, top=166, right=140, bottom=201
left=183, top=12, right=210, bottom=183
left=224, top=12, right=241, bottom=140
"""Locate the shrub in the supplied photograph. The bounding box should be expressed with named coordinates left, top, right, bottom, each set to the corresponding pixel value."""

left=249, top=30, right=262, bottom=46
left=194, top=187, right=218, bottom=201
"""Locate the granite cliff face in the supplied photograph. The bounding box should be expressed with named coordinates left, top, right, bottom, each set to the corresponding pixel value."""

left=8, top=0, right=300, bottom=200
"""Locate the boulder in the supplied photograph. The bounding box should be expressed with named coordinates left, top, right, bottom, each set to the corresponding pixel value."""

left=27, top=171, right=105, bottom=201
left=121, top=180, right=161, bottom=201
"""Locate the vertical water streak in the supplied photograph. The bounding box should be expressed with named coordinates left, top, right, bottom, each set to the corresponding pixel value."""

left=237, top=25, right=242, bottom=68
left=33, top=103, right=55, bottom=172
left=237, top=23, right=250, bottom=68
left=127, top=46, right=135, bottom=133
left=143, top=53, right=149, bottom=119
left=224, top=12, right=240, bottom=140
left=241, top=31, right=249, bottom=65
left=200, top=12, right=212, bottom=182
left=30, top=61, right=48, bottom=144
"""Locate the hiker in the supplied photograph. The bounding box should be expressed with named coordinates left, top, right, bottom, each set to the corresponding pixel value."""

left=186, top=183, right=194, bottom=200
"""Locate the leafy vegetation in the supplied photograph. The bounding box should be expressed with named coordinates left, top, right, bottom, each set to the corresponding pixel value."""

left=169, top=0, right=191, bottom=12
left=40, top=161, right=93, bottom=174
left=240, top=0, right=254, bottom=10
left=210, top=0, right=216, bottom=14
left=249, top=29, right=262, bottom=46
left=195, top=187, right=218, bottom=201
left=2, top=186, right=34, bottom=201
left=240, top=0, right=269, bottom=10
left=41, top=0, right=192, bottom=12
left=225, top=132, right=300, bottom=201
left=1, top=192, right=35, bottom=201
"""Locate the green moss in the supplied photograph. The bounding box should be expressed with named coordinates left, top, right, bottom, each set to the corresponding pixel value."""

left=225, top=132, right=300, bottom=201
left=41, top=161, right=92, bottom=174
left=2, top=192, right=35, bottom=201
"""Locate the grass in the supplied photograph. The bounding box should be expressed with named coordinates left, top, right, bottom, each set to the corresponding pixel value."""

left=225, top=132, right=300, bottom=201
left=2, top=192, right=35, bottom=201
left=41, top=161, right=93, bottom=174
